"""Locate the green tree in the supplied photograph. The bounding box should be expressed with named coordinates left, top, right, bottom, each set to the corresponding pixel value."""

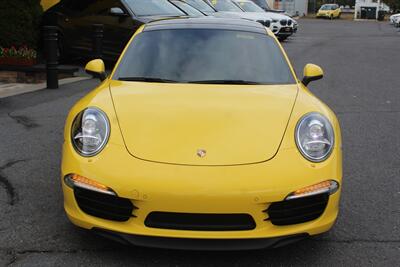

left=384, top=0, right=400, bottom=12
left=0, top=0, right=43, bottom=49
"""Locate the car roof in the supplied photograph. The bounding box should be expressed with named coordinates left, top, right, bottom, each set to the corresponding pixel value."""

left=143, top=17, right=267, bottom=34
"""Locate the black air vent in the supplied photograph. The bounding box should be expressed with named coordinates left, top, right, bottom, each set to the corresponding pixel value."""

left=74, top=187, right=137, bottom=222
left=266, top=193, right=329, bottom=226
left=145, top=212, right=256, bottom=231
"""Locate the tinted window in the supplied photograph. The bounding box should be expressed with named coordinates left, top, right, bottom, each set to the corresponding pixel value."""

left=235, top=1, right=264, bottom=12
left=171, top=1, right=204, bottom=16
left=183, top=0, right=216, bottom=13
left=251, top=0, right=270, bottom=10
left=114, top=29, right=295, bottom=84
left=212, top=0, right=243, bottom=12
left=124, top=0, right=184, bottom=16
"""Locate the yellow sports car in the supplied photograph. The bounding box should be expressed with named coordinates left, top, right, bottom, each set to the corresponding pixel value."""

left=317, top=4, right=341, bottom=19
left=62, top=18, right=342, bottom=250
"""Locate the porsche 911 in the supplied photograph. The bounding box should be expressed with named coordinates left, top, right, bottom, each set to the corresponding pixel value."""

left=62, top=18, right=342, bottom=250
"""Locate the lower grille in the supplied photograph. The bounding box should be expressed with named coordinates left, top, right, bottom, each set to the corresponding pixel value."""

left=74, top=187, right=137, bottom=222
left=280, top=19, right=287, bottom=26
left=265, top=193, right=329, bottom=226
left=145, top=212, right=256, bottom=231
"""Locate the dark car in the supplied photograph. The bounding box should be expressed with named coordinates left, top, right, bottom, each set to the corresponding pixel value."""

left=42, top=0, right=187, bottom=62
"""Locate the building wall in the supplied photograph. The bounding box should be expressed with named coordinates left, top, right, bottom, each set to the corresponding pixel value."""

left=273, top=0, right=309, bottom=16
left=354, top=0, right=389, bottom=18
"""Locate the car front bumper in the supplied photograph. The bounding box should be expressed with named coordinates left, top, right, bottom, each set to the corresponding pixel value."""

left=277, top=27, right=293, bottom=37
left=92, top=228, right=309, bottom=250
left=62, top=140, right=342, bottom=247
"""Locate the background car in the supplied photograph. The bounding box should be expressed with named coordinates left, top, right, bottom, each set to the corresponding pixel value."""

left=62, top=17, right=342, bottom=250
left=42, top=0, right=187, bottom=62
left=316, top=4, right=341, bottom=19
left=181, top=0, right=273, bottom=29
left=393, top=15, right=400, bottom=27
left=231, top=0, right=295, bottom=40
left=390, top=13, right=400, bottom=25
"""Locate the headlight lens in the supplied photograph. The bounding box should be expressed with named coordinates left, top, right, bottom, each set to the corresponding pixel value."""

left=295, top=113, right=334, bottom=162
left=71, top=107, right=110, bottom=156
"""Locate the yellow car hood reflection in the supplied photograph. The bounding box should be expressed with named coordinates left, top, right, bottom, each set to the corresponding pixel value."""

left=110, top=80, right=298, bottom=166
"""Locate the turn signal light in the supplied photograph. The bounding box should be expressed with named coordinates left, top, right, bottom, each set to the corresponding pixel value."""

left=64, top=174, right=116, bottom=196
left=286, top=180, right=339, bottom=200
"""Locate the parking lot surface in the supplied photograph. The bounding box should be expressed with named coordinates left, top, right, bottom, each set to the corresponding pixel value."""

left=0, top=19, right=399, bottom=266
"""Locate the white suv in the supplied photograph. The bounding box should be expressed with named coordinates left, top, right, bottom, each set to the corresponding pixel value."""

left=231, top=0, right=296, bottom=40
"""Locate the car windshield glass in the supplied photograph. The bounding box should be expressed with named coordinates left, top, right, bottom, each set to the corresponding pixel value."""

left=321, top=5, right=334, bottom=10
left=183, top=0, right=216, bottom=13
left=124, top=0, right=185, bottom=16
left=212, top=0, right=243, bottom=12
left=172, top=1, right=204, bottom=16
left=114, top=29, right=295, bottom=85
left=252, top=0, right=271, bottom=10
left=235, top=1, right=264, bottom=12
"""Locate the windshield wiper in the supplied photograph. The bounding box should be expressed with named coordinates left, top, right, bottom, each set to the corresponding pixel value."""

left=118, top=77, right=179, bottom=83
left=188, top=80, right=263, bottom=85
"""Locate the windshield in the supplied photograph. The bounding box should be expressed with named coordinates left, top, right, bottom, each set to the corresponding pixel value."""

left=183, top=0, right=216, bottom=13
left=114, top=29, right=295, bottom=85
left=211, top=0, right=244, bottom=12
left=252, top=0, right=271, bottom=10
left=234, top=1, right=265, bottom=12
left=124, top=0, right=185, bottom=16
left=171, top=1, right=205, bottom=16
left=320, top=5, right=336, bottom=10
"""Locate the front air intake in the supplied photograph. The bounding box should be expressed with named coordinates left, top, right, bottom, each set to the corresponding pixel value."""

left=145, top=212, right=256, bottom=231
left=74, top=187, right=137, bottom=222
left=265, top=193, right=329, bottom=226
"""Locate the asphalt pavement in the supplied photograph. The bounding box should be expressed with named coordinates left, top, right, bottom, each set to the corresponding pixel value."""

left=0, top=19, right=399, bottom=266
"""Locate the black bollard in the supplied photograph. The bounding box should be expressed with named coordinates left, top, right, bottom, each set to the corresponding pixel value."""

left=92, top=24, right=104, bottom=59
left=43, top=26, right=59, bottom=89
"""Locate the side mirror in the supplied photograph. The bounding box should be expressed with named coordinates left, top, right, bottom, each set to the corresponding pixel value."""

left=109, top=7, right=128, bottom=17
left=85, top=59, right=106, bottom=81
left=302, top=64, right=324, bottom=86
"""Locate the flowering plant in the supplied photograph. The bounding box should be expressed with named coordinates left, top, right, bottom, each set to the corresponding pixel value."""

left=0, top=46, right=37, bottom=60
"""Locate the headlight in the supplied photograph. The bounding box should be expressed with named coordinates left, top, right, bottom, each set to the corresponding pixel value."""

left=295, top=113, right=334, bottom=162
left=71, top=107, right=110, bottom=157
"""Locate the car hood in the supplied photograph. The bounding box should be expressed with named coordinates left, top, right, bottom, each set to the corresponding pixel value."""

left=229, top=11, right=291, bottom=21
left=318, top=10, right=332, bottom=14
left=263, top=12, right=292, bottom=20
left=110, top=81, right=298, bottom=166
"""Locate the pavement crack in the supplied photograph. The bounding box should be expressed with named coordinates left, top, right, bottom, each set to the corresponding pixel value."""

left=7, top=112, right=40, bottom=129
left=0, top=159, right=28, bottom=205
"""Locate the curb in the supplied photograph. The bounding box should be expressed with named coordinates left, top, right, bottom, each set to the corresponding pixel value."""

left=0, top=77, right=91, bottom=99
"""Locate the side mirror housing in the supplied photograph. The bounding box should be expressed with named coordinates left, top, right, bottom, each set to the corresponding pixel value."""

left=85, top=59, right=106, bottom=81
left=109, top=7, right=128, bottom=17
left=302, top=64, right=324, bottom=86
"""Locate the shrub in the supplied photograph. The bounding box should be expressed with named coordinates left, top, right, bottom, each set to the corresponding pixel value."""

left=0, top=46, right=37, bottom=59
left=0, top=0, right=43, bottom=49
